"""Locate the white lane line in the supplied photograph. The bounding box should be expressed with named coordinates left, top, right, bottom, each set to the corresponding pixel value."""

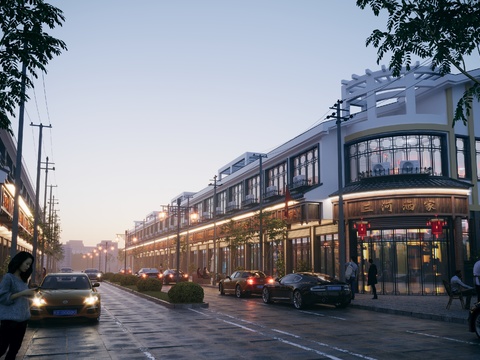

left=299, top=310, right=347, bottom=320
left=189, top=308, right=377, bottom=359
left=406, top=330, right=480, bottom=345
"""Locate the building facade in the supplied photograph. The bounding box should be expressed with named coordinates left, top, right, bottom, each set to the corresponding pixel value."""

left=0, top=130, right=36, bottom=267
left=125, top=64, right=480, bottom=296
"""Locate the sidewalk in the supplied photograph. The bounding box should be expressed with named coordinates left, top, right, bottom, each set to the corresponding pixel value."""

left=348, top=292, right=471, bottom=324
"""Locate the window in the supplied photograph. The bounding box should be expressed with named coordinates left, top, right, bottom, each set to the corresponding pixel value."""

left=456, top=136, right=469, bottom=179
left=291, top=147, right=319, bottom=187
left=347, top=133, right=444, bottom=182
left=266, top=161, right=287, bottom=195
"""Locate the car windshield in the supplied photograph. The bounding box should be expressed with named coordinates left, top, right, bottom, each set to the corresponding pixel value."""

left=41, top=275, right=91, bottom=290
left=246, top=271, right=266, bottom=278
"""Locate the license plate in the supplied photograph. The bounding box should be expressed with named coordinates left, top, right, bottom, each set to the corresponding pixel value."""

left=329, top=286, right=341, bottom=291
left=257, top=285, right=263, bottom=288
left=53, top=309, right=77, bottom=316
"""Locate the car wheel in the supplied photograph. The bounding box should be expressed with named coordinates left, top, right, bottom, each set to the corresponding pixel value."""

left=219, top=283, right=225, bottom=295
left=235, top=285, right=242, bottom=298
left=262, top=287, right=272, bottom=304
left=293, top=290, right=304, bottom=309
left=474, top=312, right=480, bottom=338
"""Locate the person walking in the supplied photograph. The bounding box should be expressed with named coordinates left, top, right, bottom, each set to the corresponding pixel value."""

left=0, top=251, right=36, bottom=360
left=367, top=258, right=378, bottom=299
left=345, top=256, right=358, bottom=300
left=451, top=269, right=476, bottom=309
left=474, top=258, right=480, bottom=304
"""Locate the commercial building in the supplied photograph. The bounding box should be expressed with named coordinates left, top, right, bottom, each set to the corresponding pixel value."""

left=0, top=130, right=36, bottom=264
left=125, top=64, right=480, bottom=295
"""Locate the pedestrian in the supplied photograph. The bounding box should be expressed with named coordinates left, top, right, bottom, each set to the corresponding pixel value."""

left=367, top=258, right=378, bottom=299
left=0, top=251, right=37, bottom=360
left=451, top=269, right=476, bottom=309
left=202, top=267, right=209, bottom=279
left=196, top=267, right=202, bottom=279
left=474, top=258, right=480, bottom=303
left=345, top=256, right=358, bottom=300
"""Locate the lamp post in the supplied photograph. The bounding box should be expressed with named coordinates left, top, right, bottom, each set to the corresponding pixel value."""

left=251, top=153, right=267, bottom=271
left=116, top=231, right=128, bottom=274
left=159, top=197, right=196, bottom=283
left=98, top=246, right=102, bottom=270
left=327, top=100, right=352, bottom=281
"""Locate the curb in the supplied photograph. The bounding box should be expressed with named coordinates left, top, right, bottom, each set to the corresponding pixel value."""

left=107, top=281, right=209, bottom=309
left=349, top=303, right=468, bottom=325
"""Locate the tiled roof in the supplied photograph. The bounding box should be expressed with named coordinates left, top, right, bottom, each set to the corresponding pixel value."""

left=329, top=174, right=472, bottom=197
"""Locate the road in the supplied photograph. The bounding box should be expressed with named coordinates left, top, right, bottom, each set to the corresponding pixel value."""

left=20, top=282, right=480, bottom=359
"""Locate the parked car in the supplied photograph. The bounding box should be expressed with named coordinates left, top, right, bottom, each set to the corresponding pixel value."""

left=30, top=273, right=101, bottom=322
left=162, top=269, right=188, bottom=284
left=261, top=272, right=351, bottom=309
left=84, top=268, right=102, bottom=282
left=137, top=268, right=163, bottom=280
left=219, top=270, right=273, bottom=298
left=468, top=301, right=480, bottom=338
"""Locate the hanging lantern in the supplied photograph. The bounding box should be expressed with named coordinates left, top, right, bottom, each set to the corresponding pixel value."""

left=427, top=217, right=447, bottom=236
left=354, top=219, right=370, bottom=238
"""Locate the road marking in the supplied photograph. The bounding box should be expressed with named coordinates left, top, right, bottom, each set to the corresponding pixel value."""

left=189, top=307, right=377, bottom=359
left=406, top=330, right=480, bottom=345
left=300, top=310, right=347, bottom=320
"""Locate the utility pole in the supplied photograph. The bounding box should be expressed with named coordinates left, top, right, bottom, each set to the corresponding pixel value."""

left=41, top=157, right=55, bottom=271
left=252, top=153, right=267, bottom=271
left=327, top=100, right=352, bottom=281
left=30, top=122, right=52, bottom=282
left=10, top=60, right=27, bottom=258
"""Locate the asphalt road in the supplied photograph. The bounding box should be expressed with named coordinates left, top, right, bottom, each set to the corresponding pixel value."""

left=17, top=282, right=480, bottom=359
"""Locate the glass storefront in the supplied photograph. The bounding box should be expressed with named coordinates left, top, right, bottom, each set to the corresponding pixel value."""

left=357, top=228, right=448, bottom=295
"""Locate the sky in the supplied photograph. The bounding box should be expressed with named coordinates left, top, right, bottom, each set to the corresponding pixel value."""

left=12, top=1, right=398, bottom=246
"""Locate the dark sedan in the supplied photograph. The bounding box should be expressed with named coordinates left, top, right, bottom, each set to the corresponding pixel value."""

left=84, top=268, right=102, bottom=282
left=162, top=269, right=189, bottom=284
left=262, top=272, right=351, bottom=309
left=468, top=301, right=480, bottom=338
left=219, top=270, right=273, bottom=298
left=137, top=268, right=163, bottom=280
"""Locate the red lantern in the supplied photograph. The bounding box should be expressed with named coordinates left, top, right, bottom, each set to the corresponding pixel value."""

left=354, top=220, right=369, bottom=238
left=427, top=217, right=446, bottom=236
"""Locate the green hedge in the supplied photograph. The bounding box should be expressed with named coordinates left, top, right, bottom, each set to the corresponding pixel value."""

left=137, top=278, right=163, bottom=292
left=167, top=282, right=204, bottom=303
left=119, top=274, right=139, bottom=286
left=111, top=273, right=124, bottom=283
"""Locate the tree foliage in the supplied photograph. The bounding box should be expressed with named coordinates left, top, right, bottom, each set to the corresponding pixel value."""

left=356, top=0, right=480, bottom=125
left=0, top=0, right=67, bottom=131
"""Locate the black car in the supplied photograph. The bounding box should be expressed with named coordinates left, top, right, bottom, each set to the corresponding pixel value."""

left=84, top=268, right=102, bottom=282
left=262, top=272, right=351, bottom=309
left=468, top=301, right=480, bottom=338
left=162, top=269, right=189, bottom=284
left=137, top=268, right=162, bottom=280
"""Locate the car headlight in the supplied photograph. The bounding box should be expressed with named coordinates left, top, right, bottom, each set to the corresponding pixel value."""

left=84, top=295, right=99, bottom=305
left=97, top=273, right=102, bottom=278
left=32, top=297, right=47, bottom=307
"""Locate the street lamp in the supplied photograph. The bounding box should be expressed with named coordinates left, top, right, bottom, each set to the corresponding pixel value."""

left=116, top=231, right=128, bottom=274
left=159, top=197, right=196, bottom=283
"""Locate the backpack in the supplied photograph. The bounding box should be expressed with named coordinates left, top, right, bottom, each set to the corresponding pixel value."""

left=345, top=263, right=354, bottom=280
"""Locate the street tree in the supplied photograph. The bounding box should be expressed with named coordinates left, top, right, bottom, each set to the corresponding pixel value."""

left=356, top=0, right=480, bottom=125
left=0, top=0, right=67, bottom=131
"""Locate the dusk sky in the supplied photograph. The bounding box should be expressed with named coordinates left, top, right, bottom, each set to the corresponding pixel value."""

left=13, top=1, right=418, bottom=246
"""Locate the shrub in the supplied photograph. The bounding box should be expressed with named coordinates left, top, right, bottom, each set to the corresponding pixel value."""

left=137, top=278, right=163, bottom=292
left=120, top=274, right=139, bottom=286
left=111, top=273, right=124, bottom=283
left=168, top=282, right=204, bottom=303
left=102, top=272, right=115, bottom=281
